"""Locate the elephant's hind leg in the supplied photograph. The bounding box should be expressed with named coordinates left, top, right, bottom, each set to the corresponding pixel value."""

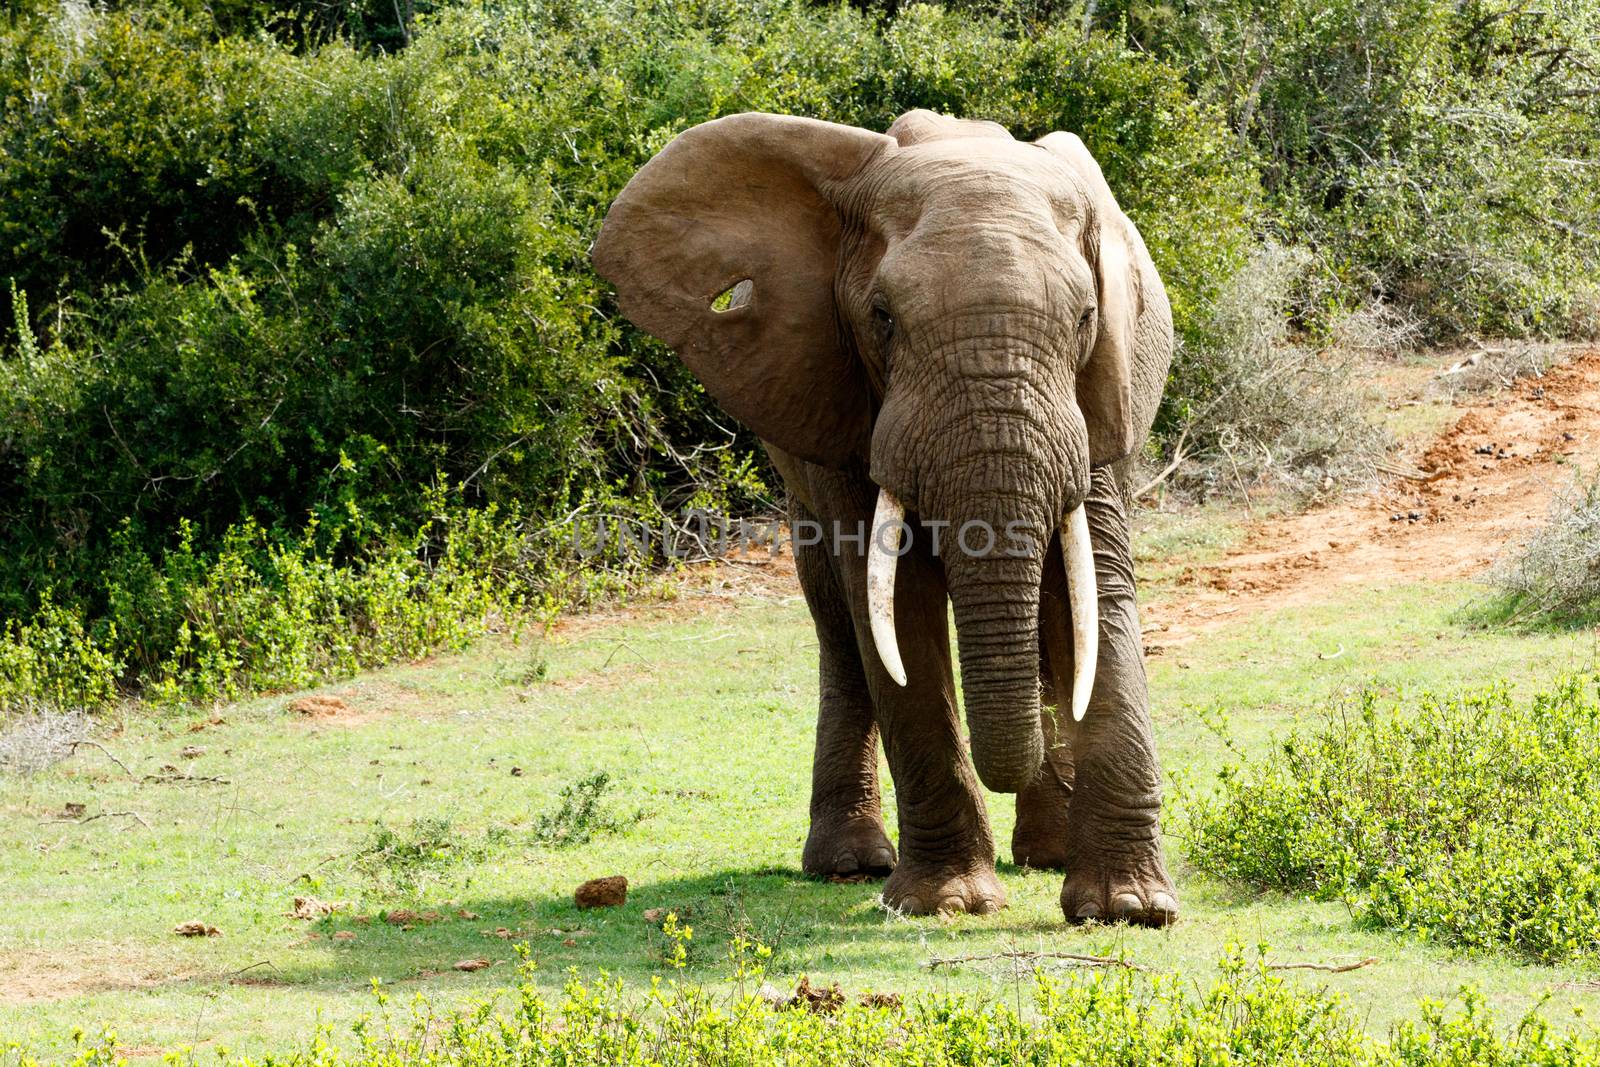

left=794, top=503, right=896, bottom=879
left=1012, top=706, right=1074, bottom=870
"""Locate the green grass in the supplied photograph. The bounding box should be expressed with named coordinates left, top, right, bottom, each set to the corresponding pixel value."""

left=2, top=567, right=1598, bottom=1057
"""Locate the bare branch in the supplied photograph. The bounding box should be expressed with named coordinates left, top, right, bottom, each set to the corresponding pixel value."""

left=924, top=950, right=1148, bottom=972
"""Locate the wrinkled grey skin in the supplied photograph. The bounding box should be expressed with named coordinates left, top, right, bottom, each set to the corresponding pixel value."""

left=591, top=110, right=1177, bottom=924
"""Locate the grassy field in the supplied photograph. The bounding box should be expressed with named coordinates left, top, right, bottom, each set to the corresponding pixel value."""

left=3, top=531, right=1599, bottom=1057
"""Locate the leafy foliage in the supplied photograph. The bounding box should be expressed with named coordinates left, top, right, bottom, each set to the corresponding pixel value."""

left=23, top=947, right=1600, bottom=1065
left=1182, top=676, right=1600, bottom=963
left=532, top=770, right=646, bottom=848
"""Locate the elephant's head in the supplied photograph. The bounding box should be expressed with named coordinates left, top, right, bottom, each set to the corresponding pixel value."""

left=592, top=110, right=1154, bottom=793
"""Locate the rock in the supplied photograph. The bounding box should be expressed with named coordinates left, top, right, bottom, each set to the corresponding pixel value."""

left=173, top=920, right=221, bottom=937
left=574, top=875, right=628, bottom=909
left=453, top=958, right=492, bottom=972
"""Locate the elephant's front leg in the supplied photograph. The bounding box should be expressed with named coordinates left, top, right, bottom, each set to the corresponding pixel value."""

left=795, top=504, right=896, bottom=879
left=1058, top=469, right=1179, bottom=926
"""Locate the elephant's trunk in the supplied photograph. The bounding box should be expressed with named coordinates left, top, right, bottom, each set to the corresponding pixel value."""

left=867, top=320, right=1095, bottom=793
left=944, top=537, right=1049, bottom=793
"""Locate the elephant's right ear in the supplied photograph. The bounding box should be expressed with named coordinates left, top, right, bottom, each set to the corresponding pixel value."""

left=592, top=114, right=895, bottom=468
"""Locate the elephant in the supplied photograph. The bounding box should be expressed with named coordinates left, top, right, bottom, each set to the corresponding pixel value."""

left=591, top=109, right=1177, bottom=926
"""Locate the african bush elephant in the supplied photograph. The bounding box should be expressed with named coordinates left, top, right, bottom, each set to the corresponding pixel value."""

left=592, top=109, right=1177, bottom=925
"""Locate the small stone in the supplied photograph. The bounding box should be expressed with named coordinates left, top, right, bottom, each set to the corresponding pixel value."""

left=574, top=875, right=628, bottom=909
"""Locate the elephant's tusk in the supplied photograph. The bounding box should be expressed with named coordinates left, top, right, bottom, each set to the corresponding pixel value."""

left=867, top=489, right=908, bottom=687
left=1062, top=503, right=1098, bottom=722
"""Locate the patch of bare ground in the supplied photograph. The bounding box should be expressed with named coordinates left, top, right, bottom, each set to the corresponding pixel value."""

left=0, top=945, right=197, bottom=1004
left=285, top=679, right=434, bottom=727
left=1146, top=347, right=1600, bottom=644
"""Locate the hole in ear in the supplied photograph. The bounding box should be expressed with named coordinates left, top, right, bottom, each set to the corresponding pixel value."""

left=711, top=279, right=754, bottom=313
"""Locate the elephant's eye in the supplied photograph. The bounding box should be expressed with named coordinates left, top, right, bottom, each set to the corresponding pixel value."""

left=872, top=305, right=895, bottom=346
left=1078, top=306, right=1096, bottom=333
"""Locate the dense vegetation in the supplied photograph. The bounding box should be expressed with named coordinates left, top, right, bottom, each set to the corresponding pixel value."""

left=19, top=951, right=1600, bottom=1067
left=1183, top=675, right=1600, bottom=964
left=3, top=0, right=1598, bottom=709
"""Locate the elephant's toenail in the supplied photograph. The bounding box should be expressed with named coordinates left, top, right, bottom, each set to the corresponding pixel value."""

left=1149, top=892, right=1179, bottom=919
left=1111, top=892, right=1143, bottom=917
left=937, top=896, right=964, bottom=914
left=1075, top=901, right=1102, bottom=919
left=899, top=895, right=924, bottom=914
left=835, top=854, right=860, bottom=875
left=868, top=848, right=895, bottom=870
left=973, top=897, right=999, bottom=915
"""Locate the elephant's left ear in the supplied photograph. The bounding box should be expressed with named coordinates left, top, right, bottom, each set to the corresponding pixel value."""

left=1035, top=131, right=1143, bottom=467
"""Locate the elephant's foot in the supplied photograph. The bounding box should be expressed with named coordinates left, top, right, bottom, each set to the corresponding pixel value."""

left=1059, top=840, right=1178, bottom=927
left=1012, top=767, right=1072, bottom=870
left=883, top=860, right=1005, bottom=915
left=802, top=816, right=896, bottom=879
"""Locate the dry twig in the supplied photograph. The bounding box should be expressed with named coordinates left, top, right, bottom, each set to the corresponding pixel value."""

left=924, top=950, right=1148, bottom=972
left=67, top=739, right=136, bottom=777
left=1265, top=956, right=1379, bottom=974
left=49, top=809, right=151, bottom=830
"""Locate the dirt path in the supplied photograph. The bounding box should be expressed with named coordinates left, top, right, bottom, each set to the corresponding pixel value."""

left=1144, top=348, right=1600, bottom=645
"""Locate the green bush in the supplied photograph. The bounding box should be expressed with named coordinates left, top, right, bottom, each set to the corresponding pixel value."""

left=0, top=486, right=531, bottom=712
left=0, top=0, right=1260, bottom=712
left=1182, top=675, right=1600, bottom=963
left=20, top=948, right=1600, bottom=1066
left=1093, top=0, right=1600, bottom=340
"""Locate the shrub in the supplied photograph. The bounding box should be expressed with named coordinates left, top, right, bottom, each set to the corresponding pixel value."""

left=1162, top=243, right=1387, bottom=502
left=1182, top=675, right=1600, bottom=963
left=354, top=815, right=509, bottom=888
left=532, top=771, right=646, bottom=848
left=1484, top=470, right=1600, bottom=626
left=22, top=947, right=1600, bottom=1065
left=1087, top=0, right=1600, bottom=341
left=0, top=701, right=88, bottom=776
